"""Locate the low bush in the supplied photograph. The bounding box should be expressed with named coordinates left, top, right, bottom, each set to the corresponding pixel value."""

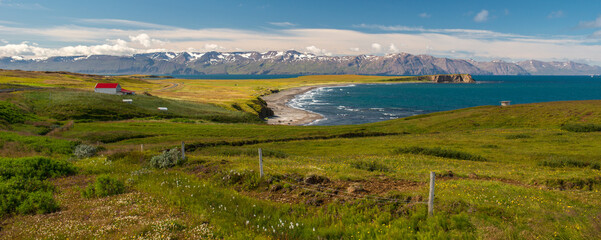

left=561, top=123, right=601, bottom=132
left=393, top=146, right=487, bottom=162
left=351, top=160, right=391, bottom=172
left=81, top=175, right=125, bottom=198
left=73, top=144, right=97, bottom=158
left=149, top=148, right=183, bottom=169
left=0, top=157, right=74, bottom=216
left=0, top=101, right=30, bottom=124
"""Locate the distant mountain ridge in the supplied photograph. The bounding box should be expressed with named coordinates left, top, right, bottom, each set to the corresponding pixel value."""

left=1, top=51, right=600, bottom=76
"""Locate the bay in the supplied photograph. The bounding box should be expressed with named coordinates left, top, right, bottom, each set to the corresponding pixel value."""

left=289, top=76, right=601, bottom=126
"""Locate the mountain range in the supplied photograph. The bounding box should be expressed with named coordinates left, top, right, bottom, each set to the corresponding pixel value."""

left=1, top=51, right=600, bottom=76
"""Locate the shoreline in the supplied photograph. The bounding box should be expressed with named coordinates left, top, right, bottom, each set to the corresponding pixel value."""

left=262, top=84, right=350, bottom=126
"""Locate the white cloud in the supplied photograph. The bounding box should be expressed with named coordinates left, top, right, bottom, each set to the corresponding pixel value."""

left=79, top=19, right=174, bottom=29
left=305, top=45, right=331, bottom=56
left=389, top=44, right=399, bottom=53
left=474, top=10, right=489, bottom=22
left=548, top=11, right=564, bottom=19
left=419, top=13, right=431, bottom=18
left=268, top=22, right=296, bottom=27
left=203, top=43, right=225, bottom=51
left=129, top=34, right=152, bottom=47
left=354, top=24, right=522, bottom=39
left=371, top=43, right=382, bottom=52
left=0, top=40, right=138, bottom=58
left=0, top=39, right=7, bottom=44
left=349, top=47, right=360, bottom=52
left=579, top=16, right=601, bottom=28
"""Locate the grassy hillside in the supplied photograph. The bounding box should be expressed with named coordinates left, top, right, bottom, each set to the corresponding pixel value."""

left=1, top=70, right=600, bottom=239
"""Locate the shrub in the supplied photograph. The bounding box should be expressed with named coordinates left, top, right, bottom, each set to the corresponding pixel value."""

left=0, top=157, right=74, bottom=216
left=561, top=123, right=601, bottom=132
left=393, top=146, right=487, bottom=162
left=149, top=148, right=182, bottom=169
left=351, top=160, right=390, bottom=172
left=16, top=191, right=59, bottom=214
left=74, top=144, right=97, bottom=158
left=82, top=175, right=125, bottom=198
left=0, top=101, right=29, bottom=124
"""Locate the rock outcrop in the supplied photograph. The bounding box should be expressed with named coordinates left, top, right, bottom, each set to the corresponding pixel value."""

left=425, top=74, right=475, bottom=83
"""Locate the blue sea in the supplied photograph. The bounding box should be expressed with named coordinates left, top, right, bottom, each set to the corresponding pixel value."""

left=288, top=76, right=601, bottom=126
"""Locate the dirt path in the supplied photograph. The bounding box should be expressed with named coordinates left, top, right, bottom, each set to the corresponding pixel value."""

left=157, top=82, right=181, bottom=91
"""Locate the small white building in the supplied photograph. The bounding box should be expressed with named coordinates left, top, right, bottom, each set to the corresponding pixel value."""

left=94, top=83, right=135, bottom=95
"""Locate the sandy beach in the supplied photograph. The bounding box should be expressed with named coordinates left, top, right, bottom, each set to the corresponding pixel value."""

left=261, top=85, right=326, bottom=125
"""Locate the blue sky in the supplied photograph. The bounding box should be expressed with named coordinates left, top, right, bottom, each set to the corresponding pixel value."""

left=2, top=0, right=601, bottom=65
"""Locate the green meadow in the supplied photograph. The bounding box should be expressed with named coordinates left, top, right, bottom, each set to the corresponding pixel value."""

left=1, top=71, right=600, bottom=239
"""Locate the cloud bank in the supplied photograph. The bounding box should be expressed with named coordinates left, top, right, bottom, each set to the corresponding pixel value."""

left=1, top=20, right=601, bottom=65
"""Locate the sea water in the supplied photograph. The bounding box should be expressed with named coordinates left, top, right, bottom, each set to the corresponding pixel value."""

left=289, top=76, right=601, bottom=126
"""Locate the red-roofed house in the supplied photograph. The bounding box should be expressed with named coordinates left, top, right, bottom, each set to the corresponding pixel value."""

left=94, top=83, right=135, bottom=95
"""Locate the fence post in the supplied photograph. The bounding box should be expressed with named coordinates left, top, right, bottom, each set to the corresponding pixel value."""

left=428, top=171, right=435, bottom=217
left=258, top=148, right=264, bottom=178
left=181, top=142, right=185, bottom=160
left=140, top=144, right=144, bottom=152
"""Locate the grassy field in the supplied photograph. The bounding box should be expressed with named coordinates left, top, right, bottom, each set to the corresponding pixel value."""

left=1, top=70, right=601, bottom=239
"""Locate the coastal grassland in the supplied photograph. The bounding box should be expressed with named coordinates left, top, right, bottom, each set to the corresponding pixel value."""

left=2, top=70, right=601, bottom=238
left=1, top=69, right=424, bottom=115
left=0, top=69, right=163, bottom=92
left=0, top=89, right=259, bottom=123
left=7, top=100, right=592, bottom=239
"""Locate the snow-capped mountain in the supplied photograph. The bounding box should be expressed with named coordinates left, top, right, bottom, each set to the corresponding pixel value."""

left=1, top=50, right=600, bottom=75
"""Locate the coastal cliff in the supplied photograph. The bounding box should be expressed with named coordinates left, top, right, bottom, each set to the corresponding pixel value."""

left=422, top=74, right=475, bottom=83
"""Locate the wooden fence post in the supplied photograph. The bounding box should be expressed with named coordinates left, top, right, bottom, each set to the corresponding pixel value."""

left=428, top=171, right=435, bottom=217
left=259, top=148, right=264, bottom=178
left=140, top=144, right=144, bottom=152
left=181, top=142, right=185, bottom=160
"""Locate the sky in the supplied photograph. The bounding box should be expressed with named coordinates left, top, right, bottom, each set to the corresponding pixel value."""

left=2, top=0, right=601, bottom=65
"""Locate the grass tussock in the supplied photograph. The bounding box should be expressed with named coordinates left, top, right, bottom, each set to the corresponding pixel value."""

left=505, top=134, right=532, bottom=139
left=79, top=131, right=153, bottom=144
left=538, top=156, right=600, bottom=170
left=210, top=148, right=289, bottom=158
left=351, top=160, right=391, bottom=172
left=393, top=146, right=487, bottom=162
left=561, top=123, right=601, bottom=132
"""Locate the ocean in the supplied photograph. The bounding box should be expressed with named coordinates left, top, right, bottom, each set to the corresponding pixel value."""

left=288, top=76, right=601, bottom=126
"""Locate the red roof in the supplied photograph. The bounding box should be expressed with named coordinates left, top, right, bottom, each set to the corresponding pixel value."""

left=95, top=83, right=119, bottom=89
